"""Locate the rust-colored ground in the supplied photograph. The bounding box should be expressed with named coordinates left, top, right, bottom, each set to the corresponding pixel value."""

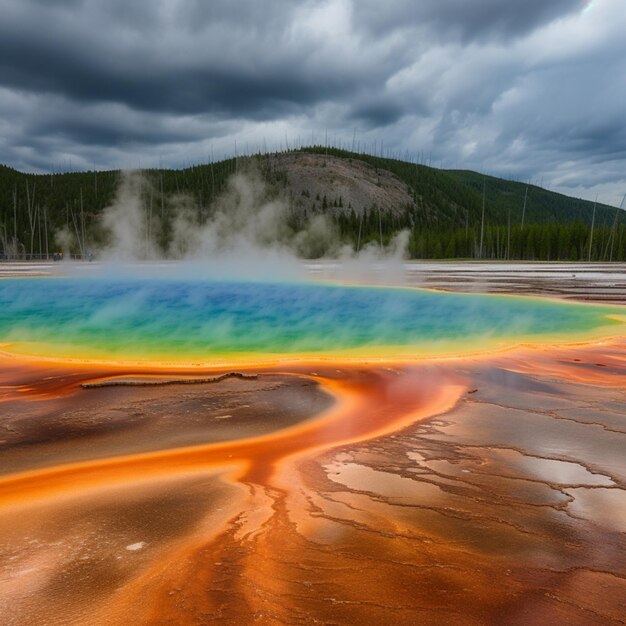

left=1, top=338, right=625, bottom=625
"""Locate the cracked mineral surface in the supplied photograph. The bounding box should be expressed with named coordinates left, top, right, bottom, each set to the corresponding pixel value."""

left=0, top=266, right=624, bottom=625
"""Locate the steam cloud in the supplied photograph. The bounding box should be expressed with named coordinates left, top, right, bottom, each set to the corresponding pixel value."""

left=58, top=164, right=410, bottom=281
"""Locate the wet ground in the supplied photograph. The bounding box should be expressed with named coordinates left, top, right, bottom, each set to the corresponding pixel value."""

left=310, top=261, right=626, bottom=303
left=5, top=260, right=626, bottom=304
left=0, top=343, right=624, bottom=624
left=0, top=263, right=624, bottom=624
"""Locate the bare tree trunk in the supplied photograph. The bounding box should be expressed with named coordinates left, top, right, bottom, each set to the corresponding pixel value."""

left=80, top=188, right=86, bottom=257
left=13, top=186, right=17, bottom=259
left=496, top=225, right=500, bottom=260
left=479, top=182, right=485, bottom=259
left=148, top=185, right=153, bottom=246
left=602, top=201, right=622, bottom=261
left=325, top=128, right=328, bottom=160
left=37, top=203, right=42, bottom=257
left=160, top=174, right=165, bottom=219
left=0, top=224, right=7, bottom=257
left=609, top=208, right=620, bottom=262
left=588, top=196, right=596, bottom=262
left=521, top=185, right=528, bottom=230
left=210, top=146, right=215, bottom=200
left=26, top=181, right=37, bottom=259
left=44, top=206, right=49, bottom=260
left=507, top=207, right=511, bottom=260
left=70, top=202, right=84, bottom=258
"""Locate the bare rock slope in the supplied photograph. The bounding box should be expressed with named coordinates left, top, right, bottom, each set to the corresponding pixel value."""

left=268, top=152, right=414, bottom=216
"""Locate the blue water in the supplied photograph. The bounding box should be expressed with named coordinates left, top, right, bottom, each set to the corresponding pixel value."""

left=0, top=278, right=621, bottom=360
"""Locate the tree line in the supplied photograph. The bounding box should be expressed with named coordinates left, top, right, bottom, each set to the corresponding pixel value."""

left=0, top=148, right=623, bottom=261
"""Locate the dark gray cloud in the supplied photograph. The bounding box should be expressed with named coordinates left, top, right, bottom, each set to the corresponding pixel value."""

left=350, top=98, right=408, bottom=127
left=0, top=2, right=359, bottom=116
left=1, top=0, right=624, bottom=205
left=353, top=0, right=589, bottom=42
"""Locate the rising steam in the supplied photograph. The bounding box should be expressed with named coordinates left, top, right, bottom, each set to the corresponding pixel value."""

left=70, top=163, right=409, bottom=280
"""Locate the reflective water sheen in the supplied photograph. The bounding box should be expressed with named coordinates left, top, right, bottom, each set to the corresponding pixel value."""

left=0, top=278, right=622, bottom=361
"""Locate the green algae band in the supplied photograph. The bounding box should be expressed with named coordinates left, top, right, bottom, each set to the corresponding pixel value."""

left=0, top=278, right=622, bottom=361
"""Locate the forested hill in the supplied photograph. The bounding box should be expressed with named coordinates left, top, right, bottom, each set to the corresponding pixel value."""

left=297, top=147, right=619, bottom=228
left=0, top=149, right=624, bottom=261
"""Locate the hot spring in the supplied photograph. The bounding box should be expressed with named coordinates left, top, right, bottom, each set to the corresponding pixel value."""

left=0, top=278, right=623, bottom=363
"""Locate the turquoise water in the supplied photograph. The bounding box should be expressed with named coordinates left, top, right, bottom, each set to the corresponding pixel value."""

left=0, top=278, right=622, bottom=361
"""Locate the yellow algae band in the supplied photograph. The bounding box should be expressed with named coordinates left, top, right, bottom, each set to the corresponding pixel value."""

left=0, top=277, right=624, bottom=364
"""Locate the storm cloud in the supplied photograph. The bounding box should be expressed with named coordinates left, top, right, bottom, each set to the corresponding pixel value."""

left=0, top=0, right=624, bottom=205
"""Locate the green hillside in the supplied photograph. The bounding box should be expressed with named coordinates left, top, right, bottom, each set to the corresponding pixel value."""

left=446, top=169, right=614, bottom=226
left=0, top=149, right=624, bottom=261
left=297, top=147, right=624, bottom=260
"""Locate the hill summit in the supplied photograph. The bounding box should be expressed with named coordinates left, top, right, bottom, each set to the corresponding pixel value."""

left=0, top=148, right=623, bottom=260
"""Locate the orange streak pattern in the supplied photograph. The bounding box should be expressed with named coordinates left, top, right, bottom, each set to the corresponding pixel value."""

left=0, top=368, right=465, bottom=508
left=1, top=342, right=625, bottom=624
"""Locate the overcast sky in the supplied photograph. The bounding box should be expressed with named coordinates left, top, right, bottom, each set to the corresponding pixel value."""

left=1, top=0, right=624, bottom=205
